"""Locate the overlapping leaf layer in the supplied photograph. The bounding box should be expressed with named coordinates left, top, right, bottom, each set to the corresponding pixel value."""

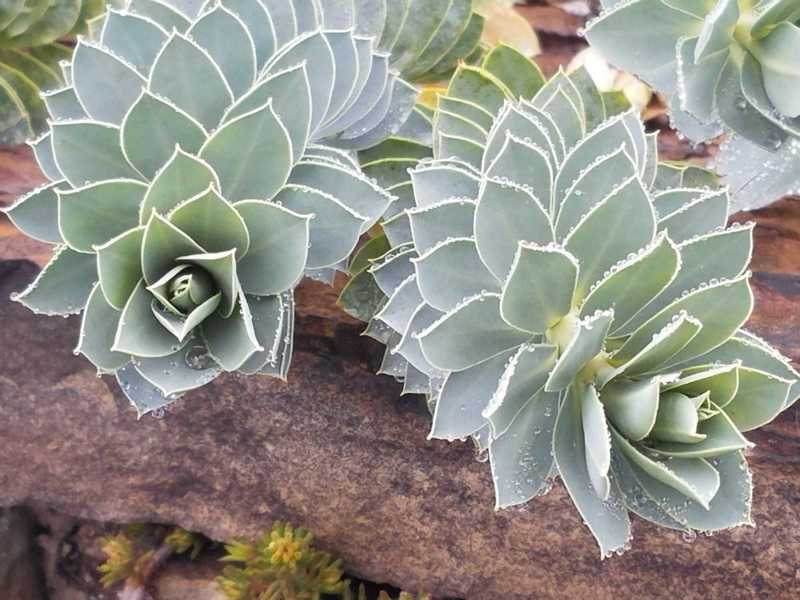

left=0, top=0, right=112, bottom=143
left=586, top=0, right=800, bottom=210
left=4, top=0, right=418, bottom=414
left=347, top=47, right=799, bottom=555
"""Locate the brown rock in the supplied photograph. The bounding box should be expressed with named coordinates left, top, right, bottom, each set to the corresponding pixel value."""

left=0, top=507, right=47, bottom=600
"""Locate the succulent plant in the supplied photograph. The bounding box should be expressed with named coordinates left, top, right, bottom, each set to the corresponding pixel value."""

left=0, top=0, right=112, bottom=143
left=586, top=0, right=800, bottom=210
left=3, top=0, right=418, bottom=415
left=217, top=522, right=347, bottom=600
left=354, top=51, right=799, bottom=554
left=380, top=0, right=485, bottom=84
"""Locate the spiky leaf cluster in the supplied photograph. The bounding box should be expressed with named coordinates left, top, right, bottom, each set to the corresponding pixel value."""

left=586, top=0, right=800, bottom=210
left=0, top=0, right=113, bottom=143
left=4, top=0, right=412, bottom=415
left=357, top=53, right=800, bottom=554
left=217, top=522, right=347, bottom=600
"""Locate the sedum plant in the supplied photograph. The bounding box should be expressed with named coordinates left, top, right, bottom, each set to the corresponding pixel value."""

left=353, top=51, right=800, bottom=554
left=217, top=522, right=347, bottom=600
left=0, top=0, right=111, bottom=143
left=586, top=0, right=800, bottom=210
left=217, top=521, right=430, bottom=600
left=3, top=0, right=417, bottom=415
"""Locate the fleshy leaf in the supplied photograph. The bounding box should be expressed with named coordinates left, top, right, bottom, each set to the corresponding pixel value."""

left=121, top=91, right=207, bottom=180
left=234, top=200, right=311, bottom=296
left=58, top=179, right=146, bottom=253
left=500, top=243, right=578, bottom=334
left=200, top=100, right=292, bottom=203
left=12, top=245, right=96, bottom=316
left=419, top=293, right=531, bottom=372
left=554, top=384, right=631, bottom=557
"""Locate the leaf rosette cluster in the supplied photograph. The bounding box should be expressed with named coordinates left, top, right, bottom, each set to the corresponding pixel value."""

left=4, top=0, right=420, bottom=415
left=0, top=0, right=110, bottom=143
left=586, top=0, right=800, bottom=210
left=357, top=50, right=799, bottom=554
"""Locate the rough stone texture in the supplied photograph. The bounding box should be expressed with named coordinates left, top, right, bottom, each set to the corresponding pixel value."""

left=0, top=507, right=47, bottom=600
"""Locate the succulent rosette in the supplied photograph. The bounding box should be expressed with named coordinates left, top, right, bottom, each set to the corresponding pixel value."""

left=586, top=0, right=800, bottom=210
left=3, top=0, right=421, bottom=415
left=356, top=52, right=799, bottom=554
left=0, top=0, right=112, bottom=143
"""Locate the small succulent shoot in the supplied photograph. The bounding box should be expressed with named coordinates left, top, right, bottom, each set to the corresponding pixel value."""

left=99, top=532, right=141, bottom=588
left=4, top=0, right=419, bottom=415
left=346, top=586, right=432, bottom=600
left=217, top=522, right=347, bottom=600
left=0, top=0, right=111, bottom=144
left=586, top=0, right=800, bottom=210
left=358, top=48, right=800, bottom=555
left=165, top=526, right=204, bottom=559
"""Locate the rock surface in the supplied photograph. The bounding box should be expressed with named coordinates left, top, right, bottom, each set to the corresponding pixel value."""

left=0, top=507, right=47, bottom=600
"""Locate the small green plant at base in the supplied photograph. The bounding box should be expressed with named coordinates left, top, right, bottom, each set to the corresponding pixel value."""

left=98, top=532, right=142, bottom=588
left=217, top=522, right=430, bottom=600
left=99, top=526, right=205, bottom=593
left=217, top=522, right=346, bottom=600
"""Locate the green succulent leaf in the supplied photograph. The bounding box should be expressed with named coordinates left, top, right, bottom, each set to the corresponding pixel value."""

left=51, top=121, right=143, bottom=186
left=12, top=244, right=96, bottom=316
left=500, top=243, right=577, bottom=334
left=3, top=180, right=63, bottom=244
left=483, top=343, right=557, bottom=438
left=545, top=310, right=614, bottom=392
left=722, top=366, right=793, bottom=431
left=76, top=283, right=129, bottom=372
left=600, top=378, right=660, bottom=442
left=72, top=40, right=145, bottom=124
left=225, top=64, right=311, bottom=162
left=139, top=147, right=220, bottom=221
left=57, top=179, right=146, bottom=253
left=555, top=384, right=631, bottom=557
left=489, top=390, right=558, bottom=509
left=419, top=293, right=531, bottom=372
left=201, top=288, right=261, bottom=371
left=112, top=279, right=187, bottom=358
left=100, top=10, right=168, bottom=75
left=431, top=349, right=517, bottom=441
left=474, top=177, right=554, bottom=279
left=414, top=237, right=499, bottom=312
left=755, top=22, right=800, bottom=118
left=233, top=200, right=311, bottom=296
left=200, top=100, right=292, bottom=203
left=168, top=185, right=249, bottom=258
left=121, top=91, right=207, bottom=180
left=149, top=31, right=233, bottom=130
left=95, top=226, right=144, bottom=310
left=141, top=211, right=204, bottom=285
